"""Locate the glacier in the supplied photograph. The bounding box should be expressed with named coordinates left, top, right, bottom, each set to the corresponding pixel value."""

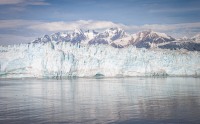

left=0, top=42, right=200, bottom=78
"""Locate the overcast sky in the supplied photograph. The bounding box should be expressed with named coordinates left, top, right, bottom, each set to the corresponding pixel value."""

left=0, top=0, right=200, bottom=45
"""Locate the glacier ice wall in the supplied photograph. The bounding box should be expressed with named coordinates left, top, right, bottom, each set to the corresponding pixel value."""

left=0, top=42, right=200, bottom=78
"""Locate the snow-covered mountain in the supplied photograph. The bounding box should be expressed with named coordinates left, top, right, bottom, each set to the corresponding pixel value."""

left=88, top=28, right=128, bottom=45
left=130, top=30, right=175, bottom=48
left=31, top=28, right=200, bottom=51
left=33, top=29, right=87, bottom=44
left=192, top=34, right=200, bottom=43
left=158, top=34, right=200, bottom=51
left=31, top=28, right=175, bottom=47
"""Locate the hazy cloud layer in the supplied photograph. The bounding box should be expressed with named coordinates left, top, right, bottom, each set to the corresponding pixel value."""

left=1, top=19, right=200, bottom=32
left=27, top=20, right=200, bottom=33
left=0, top=20, right=41, bottom=28
left=28, top=20, right=126, bottom=31
left=0, top=20, right=200, bottom=45
left=0, top=0, right=49, bottom=5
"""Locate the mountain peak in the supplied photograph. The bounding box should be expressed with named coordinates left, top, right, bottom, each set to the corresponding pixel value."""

left=192, top=34, right=200, bottom=43
left=132, top=30, right=175, bottom=48
left=137, top=30, right=174, bottom=40
left=192, top=34, right=200, bottom=39
left=32, top=28, right=178, bottom=49
left=73, top=28, right=84, bottom=34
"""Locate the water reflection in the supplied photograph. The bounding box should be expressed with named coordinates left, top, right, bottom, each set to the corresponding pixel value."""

left=0, top=78, right=200, bottom=124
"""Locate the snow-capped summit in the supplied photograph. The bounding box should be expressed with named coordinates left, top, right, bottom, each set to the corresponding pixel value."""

left=182, top=36, right=189, bottom=40
left=84, top=30, right=98, bottom=38
left=32, top=34, right=51, bottom=43
left=69, top=29, right=86, bottom=43
left=177, top=36, right=191, bottom=42
left=51, top=32, right=61, bottom=42
left=132, top=30, right=175, bottom=48
left=78, top=30, right=98, bottom=44
left=192, top=34, right=200, bottom=43
left=135, top=30, right=174, bottom=42
left=33, top=29, right=86, bottom=44
left=104, top=27, right=127, bottom=40
left=73, top=28, right=83, bottom=34
left=89, top=27, right=129, bottom=45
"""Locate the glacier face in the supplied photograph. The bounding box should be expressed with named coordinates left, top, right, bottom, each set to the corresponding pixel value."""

left=0, top=42, right=200, bottom=78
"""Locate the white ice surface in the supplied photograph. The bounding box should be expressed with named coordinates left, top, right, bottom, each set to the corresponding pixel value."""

left=0, top=42, right=200, bottom=78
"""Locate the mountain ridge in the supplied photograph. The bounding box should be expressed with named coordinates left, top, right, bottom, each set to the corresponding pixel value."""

left=32, top=28, right=200, bottom=51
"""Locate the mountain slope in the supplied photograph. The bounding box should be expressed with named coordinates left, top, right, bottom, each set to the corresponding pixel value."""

left=132, top=30, right=175, bottom=48
left=192, top=34, right=200, bottom=43
left=88, top=28, right=128, bottom=45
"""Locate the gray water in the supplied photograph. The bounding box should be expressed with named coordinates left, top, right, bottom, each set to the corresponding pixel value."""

left=0, top=78, right=200, bottom=124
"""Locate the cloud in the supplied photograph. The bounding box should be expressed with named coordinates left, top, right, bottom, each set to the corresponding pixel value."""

left=0, top=0, right=24, bottom=5
left=28, top=20, right=127, bottom=31
left=149, top=7, right=200, bottom=13
left=1, top=19, right=200, bottom=34
left=124, top=23, right=200, bottom=38
left=125, top=22, right=200, bottom=32
left=0, top=0, right=50, bottom=5
left=0, top=0, right=49, bottom=13
left=28, top=20, right=200, bottom=37
left=0, top=19, right=41, bottom=28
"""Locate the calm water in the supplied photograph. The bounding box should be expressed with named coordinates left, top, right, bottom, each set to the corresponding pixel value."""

left=0, top=78, right=200, bottom=124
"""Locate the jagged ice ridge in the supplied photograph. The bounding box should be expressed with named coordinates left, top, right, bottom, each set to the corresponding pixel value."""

left=0, top=41, right=200, bottom=78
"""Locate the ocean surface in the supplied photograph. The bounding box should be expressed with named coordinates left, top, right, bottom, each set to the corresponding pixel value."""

left=0, top=77, right=200, bottom=124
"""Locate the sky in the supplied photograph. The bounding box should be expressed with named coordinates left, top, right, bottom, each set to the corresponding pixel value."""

left=0, top=0, right=200, bottom=45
